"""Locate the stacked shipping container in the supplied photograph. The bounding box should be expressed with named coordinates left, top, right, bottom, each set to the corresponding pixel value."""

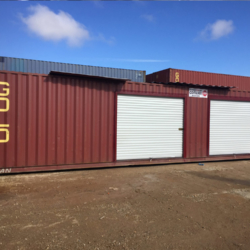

left=0, top=57, right=146, bottom=83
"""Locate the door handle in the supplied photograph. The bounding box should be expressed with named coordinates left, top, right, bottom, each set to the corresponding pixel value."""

left=178, top=128, right=183, bottom=131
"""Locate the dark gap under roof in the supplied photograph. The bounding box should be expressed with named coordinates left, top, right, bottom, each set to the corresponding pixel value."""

left=49, top=71, right=130, bottom=81
left=151, top=81, right=235, bottom=89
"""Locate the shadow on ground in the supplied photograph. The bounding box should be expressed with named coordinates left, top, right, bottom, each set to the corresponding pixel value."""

left=186, top=171, right=250, bottom=187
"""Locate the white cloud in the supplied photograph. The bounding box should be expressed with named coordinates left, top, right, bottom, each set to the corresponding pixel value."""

left=133, top=1, right=147, bottom=6
left=96, top=33, right=116, bottom=45
left=122, top=59, right=168, bottom=63
left=141, top=14, right=154, bottom=22
left=92, top=1, right=104, bottom=8
left=21, top=5, right=90, bottom=47
left=199, top=20, right=235, bottom=41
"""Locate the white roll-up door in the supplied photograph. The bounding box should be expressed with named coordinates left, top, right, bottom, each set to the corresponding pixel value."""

left=117, top=95, right=184, bottom=160
left=210, top=100, right=250, bottom=155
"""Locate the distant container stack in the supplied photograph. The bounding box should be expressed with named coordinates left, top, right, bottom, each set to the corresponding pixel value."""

left=0, top=56, right=146, bottom=82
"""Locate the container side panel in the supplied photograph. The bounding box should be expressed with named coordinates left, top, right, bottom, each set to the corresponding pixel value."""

left=100, top=82, right=108, bottom=162
left=16, top=74, right=27, bottom=166
left=186, top=97, right=208, bottom=158
left=187, top=97, right=195, bottom=158
left=0, top=73, right=8, bottom=167
left=83, top=80, right=92, bottom=163
left=185, top=97, right=190, bottom=158
left=46, top=77, right=56, bottom=165
left=201, top=98, right=208, bottom=157
left=37, top=76, right=47, bottom=166
left=26, top=75, right=37, bottom=166
left=106, top=83, right=111, bottom=162
left=92, top=81, right=100, bottom=162
left=65, top=78, right=74, bottom=164
left=56, top=78, right=66, bottom=165
left=6, top=73, right=16, bottom=168
left=107, top=83, right=115, bottom=162
left=46, top=77, right=52, bottom=165
left=74, top=78, right=83, bottom=164
left=55, top=78, right=62, bottom=165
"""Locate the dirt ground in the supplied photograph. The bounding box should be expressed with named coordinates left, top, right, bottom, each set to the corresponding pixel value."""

left=0, top=161, right=250, bottom=250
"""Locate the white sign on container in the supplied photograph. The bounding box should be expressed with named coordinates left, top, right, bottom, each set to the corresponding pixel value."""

left=189, top=88, right=208, bottom=98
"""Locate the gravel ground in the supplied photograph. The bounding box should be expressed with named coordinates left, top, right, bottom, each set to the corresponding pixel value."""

left=0, top=160, right=250, bottom=250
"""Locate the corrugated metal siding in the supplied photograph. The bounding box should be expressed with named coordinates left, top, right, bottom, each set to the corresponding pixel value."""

left=117, top=95, right=183, bottom=160
left=145, top=69, right=250, bottom=158
left=0, top=71, right=117, bottom=168
left=186, top=97, right=208, bottom=158
left=0, top=57, right=146, bottom=83
left=210, top=100, right=250, bottom=155
left=121, top=81, right=187, bottom=95
left=1, top=70, right=250, bottom=171
left=121, top=81, right=250, bottom=159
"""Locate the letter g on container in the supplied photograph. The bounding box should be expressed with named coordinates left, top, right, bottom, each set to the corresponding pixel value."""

left=0, top=82, right=10, bottom=112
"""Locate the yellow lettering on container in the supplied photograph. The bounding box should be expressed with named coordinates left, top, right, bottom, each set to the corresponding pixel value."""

left=0, top=97, right=9, bottom=112
left=0, top=82, right=10, bottom=143
left=175, top=72, right=179, bottom=82
left=0, top=82, right=9, bottom=96
left=0, top=124, right=9, bottom=143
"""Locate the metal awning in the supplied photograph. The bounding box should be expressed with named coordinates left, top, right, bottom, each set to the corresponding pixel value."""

left=49, top=71, right=130, bottom=81
left=151, top=81, right=236, bottom=89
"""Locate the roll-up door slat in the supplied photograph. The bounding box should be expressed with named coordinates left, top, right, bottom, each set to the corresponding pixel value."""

left=117, top=95, right=183, bottom=160
left=210, top=100, right=250, bottom=155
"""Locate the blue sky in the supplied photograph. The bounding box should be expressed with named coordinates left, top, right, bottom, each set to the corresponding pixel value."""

left=0, top=1, right=250, bottom=76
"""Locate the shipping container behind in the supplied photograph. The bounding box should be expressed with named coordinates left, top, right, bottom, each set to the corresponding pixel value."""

left=1, top=70, right=250, bottom=174
left=146, top=68, right=250, bottom=91
left=0, top=56, right=146, bottom=83
left=145, top=69, right=170, bottom=84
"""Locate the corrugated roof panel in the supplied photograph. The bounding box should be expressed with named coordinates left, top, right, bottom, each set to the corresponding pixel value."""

left=0, top=56, right=146, bottom=82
